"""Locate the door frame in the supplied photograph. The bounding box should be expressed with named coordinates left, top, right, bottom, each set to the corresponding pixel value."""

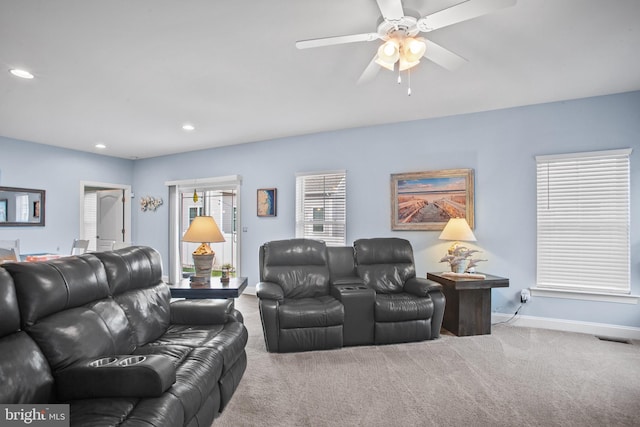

left=79, top=181, right=132, bottom=246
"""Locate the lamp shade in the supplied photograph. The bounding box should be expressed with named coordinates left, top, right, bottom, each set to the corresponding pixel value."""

left=438, top=218, right=476, bottom=242
left=183, top=216, right=225, bottom=243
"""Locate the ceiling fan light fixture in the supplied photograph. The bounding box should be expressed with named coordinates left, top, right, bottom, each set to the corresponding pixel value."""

left=399, top=57, right=420, bottom=71
left=382, top=39, right=399, bottom=57
left=375, top=55, right=395, bottom=71
left=402, top=37, right=427, bottom=62
left=376, top=39, right=400, bottom=69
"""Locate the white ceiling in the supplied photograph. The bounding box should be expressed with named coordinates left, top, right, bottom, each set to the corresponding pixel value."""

left=1, top=0, right=639, bottom=159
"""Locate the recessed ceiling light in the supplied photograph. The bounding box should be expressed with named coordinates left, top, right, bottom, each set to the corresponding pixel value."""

left=182, top=124, right=195, bottom=131
left=95, top=143, right=106, bottom=149
left=9, top=68, right=34, bottom=79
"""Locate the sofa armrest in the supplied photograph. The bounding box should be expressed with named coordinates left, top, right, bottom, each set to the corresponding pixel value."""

left=256, top=281, right=284, bottom=301
left=404, top=277, right=442, bottom=297
left=55, top=355, right=176, bottom=401
left=170, top=299, right=234, bottom=324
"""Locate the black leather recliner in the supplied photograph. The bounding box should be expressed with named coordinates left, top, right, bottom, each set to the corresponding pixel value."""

left=354, top=238, right=445, bottom=344
left=256, top=239, right=344, bottom=353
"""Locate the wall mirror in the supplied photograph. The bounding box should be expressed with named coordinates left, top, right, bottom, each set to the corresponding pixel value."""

left=0, top=186, right=46, bottom=226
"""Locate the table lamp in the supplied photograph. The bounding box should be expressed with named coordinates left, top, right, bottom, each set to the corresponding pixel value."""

left=438, top=218, right=479, bottom=273
left=182, top=216, right=225, bottom=280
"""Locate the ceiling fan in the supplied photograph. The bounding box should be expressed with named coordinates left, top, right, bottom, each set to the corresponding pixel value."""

left=296, top=0, right=517, bottom=90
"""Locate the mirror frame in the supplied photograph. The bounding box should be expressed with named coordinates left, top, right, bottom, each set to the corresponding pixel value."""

left=0, top=186, right=46, bottom=227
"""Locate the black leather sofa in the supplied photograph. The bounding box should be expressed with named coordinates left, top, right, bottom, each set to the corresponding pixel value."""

left=256, top=238, right=445, bottom=353
left=0, top=246, right=247, bottom=427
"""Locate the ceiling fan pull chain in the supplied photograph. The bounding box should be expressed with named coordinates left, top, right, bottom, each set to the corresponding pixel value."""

left=407, top=69, right=412, bottom=96
left=397, top=65, right=402, bottom=84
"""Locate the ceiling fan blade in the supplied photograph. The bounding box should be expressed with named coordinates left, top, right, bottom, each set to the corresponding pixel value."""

left=376, top=0, right=405, bottom=21
left=417, top=0, right=516, bottom=32
left=296, top=33, right=379, bottom=49
left=423, top=40, right=467, bottom=71
left=357, top=55, right=381, bottom=85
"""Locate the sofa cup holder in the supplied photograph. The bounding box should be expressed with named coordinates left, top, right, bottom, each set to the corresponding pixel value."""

left=89, top=355, right=147, bottom=368
left=89, top=357, right=118, bottom=367
left=118, top=356, right=147, bottom=366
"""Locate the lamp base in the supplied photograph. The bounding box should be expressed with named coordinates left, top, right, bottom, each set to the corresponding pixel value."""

left=192, top=253, right=214, bottom=278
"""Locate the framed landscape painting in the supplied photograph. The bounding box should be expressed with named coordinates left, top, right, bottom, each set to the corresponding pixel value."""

left=390, top=169, right=474, bottom=231
left=257, top=188, right=277, bottom=217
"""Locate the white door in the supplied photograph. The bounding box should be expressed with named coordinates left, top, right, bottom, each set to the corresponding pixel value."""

left=97, top=190, right=124, bottom=251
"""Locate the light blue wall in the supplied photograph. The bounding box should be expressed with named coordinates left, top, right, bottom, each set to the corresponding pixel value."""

left=0, top=137, right=134, bottom=254
left=2, top=91, right=639, bottom=328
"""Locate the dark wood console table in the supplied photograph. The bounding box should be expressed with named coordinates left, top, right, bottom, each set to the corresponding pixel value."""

left=169, top=277, right=248, bottom=299
left=427, top=272, right=509, bottom=337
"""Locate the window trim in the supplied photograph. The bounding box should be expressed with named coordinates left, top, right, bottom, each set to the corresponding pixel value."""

left=530, top=287, right=639, bottom=304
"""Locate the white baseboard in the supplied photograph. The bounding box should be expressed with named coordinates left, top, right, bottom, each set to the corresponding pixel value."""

left=491, top=313, right=640, bottom=341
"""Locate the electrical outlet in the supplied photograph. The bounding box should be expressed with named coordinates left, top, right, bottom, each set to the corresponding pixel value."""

left=520, top=289, right=531, bottom=303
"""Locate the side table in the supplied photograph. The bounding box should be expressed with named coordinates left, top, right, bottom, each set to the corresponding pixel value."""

left=169, top=277, right=248, bottom=299
left=427, top=272, right=509, bottom=336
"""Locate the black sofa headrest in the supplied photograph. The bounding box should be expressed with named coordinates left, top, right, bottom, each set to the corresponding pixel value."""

left=354, top=238, right=415, bottom=265
left=0, top=268, right=20, bottom=337
left=3, top=255, right=110, bottom=328
left=93, top=246, right=163, bottom=296
left=263, top=239, right=328, bottom=267
left=354, top=238, right=416, bottom=293
left=261, top=239, right=330, bottom=298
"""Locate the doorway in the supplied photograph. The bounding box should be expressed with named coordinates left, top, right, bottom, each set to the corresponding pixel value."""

left=166, top=175, right=241, bottom=285
left=79, top=181, right=132, bottom=251
left=180, top=188, right=237, bottom=274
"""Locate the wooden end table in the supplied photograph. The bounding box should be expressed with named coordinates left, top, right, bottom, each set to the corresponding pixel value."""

left=427, top=272, right=509, bottom=337
left=169, top=276, right=248, bottom=299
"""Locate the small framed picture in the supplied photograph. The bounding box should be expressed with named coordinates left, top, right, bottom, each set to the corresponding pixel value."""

left=257, top=188, right=277, bottom=217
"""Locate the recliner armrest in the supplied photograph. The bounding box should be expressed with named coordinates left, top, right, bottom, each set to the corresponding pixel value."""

left=170, top=299, right=234, bottom=324
left=404, top=277, right=442, bottom=297
left=331, top=276, right=365, bottom=286
left=256, top=281, right=284, bottom=301
left=55, top=355, right=176, bottom=401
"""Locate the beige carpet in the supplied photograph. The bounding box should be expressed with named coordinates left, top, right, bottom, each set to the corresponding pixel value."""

left=215, top=295, right=640, bottom=427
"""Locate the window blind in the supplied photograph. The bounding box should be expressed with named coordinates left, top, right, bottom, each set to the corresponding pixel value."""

left=536, top=149, right=631, bottom=294
left=296, top=171, right=346, bottom=246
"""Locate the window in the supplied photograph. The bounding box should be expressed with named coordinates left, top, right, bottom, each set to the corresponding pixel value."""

left=188, top=207, right=202, bottom=224
left=296, top=171, right=346, bottom=246
left=536, top=148, right=632, bottom=295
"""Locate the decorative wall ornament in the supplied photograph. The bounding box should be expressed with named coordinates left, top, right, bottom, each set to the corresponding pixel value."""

left=140, top=196, right=163, bottom=212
